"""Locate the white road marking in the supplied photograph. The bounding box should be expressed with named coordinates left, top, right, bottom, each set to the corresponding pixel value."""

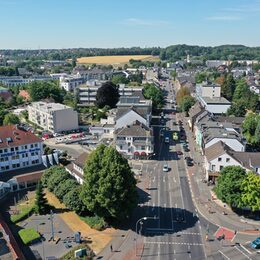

left=163, top=176, right=165, bottom=182
left=164, top=203, right=166, bottom=211
left=173, top=177, right=176, bottom=182
left=218, top=250, right=230, bottom=260
left=236, top=245, right=252, bottom=256
left=145, top=241, right=203, bottom=246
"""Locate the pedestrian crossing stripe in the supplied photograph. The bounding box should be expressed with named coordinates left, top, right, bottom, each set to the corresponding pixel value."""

left=145, top=241, right=203, bottom=246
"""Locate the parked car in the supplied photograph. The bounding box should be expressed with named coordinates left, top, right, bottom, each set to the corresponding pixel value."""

left=165, top=137, right=170, bottom=144
left=163, top=164, right=169, bottom=172
left=251, top=237, right=260, bottom=249
left=176, top=151, right=183, bottom=155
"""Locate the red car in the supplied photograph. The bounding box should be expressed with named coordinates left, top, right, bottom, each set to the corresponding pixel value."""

left=176, top=151, right=183, bottom=155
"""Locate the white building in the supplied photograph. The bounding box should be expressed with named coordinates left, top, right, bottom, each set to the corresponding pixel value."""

left=205, top=141, right=260, bottom=181
left=60, top=75, right=84, bottom=92
left=28, top=102, right=79, bottom=133
left=196, top=83, right=221, bottom=98
left=114, top=120, right=154, bottom=159
left=0, top=125, right=43, bottom=173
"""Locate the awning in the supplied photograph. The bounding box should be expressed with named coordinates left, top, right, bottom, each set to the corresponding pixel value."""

left=141, top=152, right=147, bottom=156
left=134, top=151, right=140, bottom=156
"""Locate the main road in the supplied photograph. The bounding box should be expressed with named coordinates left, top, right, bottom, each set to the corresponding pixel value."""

left=138, top=83, right=206, bottom=259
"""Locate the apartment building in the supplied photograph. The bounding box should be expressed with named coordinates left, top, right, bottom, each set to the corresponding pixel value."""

left=0, top=125, right=43, bottom=173
left=28, top=102, right=78, bottom=133
left=60, top=75, right=84, bottom=92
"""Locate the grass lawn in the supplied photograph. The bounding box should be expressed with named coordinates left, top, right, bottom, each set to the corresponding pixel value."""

left=18, top=228, right=40, bottom=245
left=10, top=193, right=35, bottom=223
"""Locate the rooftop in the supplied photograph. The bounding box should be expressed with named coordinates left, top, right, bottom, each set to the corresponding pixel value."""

left=201, top=96, right=231, bottom=105
left=74, top=152, right=88, bottom=169
left=0, top=125, right=42, bottom=149
left=29, top=101, right=73, bottom=112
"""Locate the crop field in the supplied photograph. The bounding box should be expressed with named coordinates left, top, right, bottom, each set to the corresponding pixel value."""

left=76, top=55, right=159, bottom=65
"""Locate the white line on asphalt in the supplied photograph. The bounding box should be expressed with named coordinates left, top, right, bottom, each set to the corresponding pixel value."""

left=238, top=244, right=253, bottom=255
left=235, top=246, right=252, bottom=259
left=173, top=177, right=176, bottom=183
left=145, top=241, right=203, bottom=246
left=163, top=176, right=165, bottom=182
left=218, top=250, right=230, bottom=260
left=175, top=203, right=177, bottom=208
left=169, top=176, right=174, bottom=230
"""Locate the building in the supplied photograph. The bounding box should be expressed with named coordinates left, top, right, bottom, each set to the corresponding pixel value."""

left=114, top=120, right=154, bottom=159
left=0, top=125, right=43, bottom=173
left=198, top=96, right=231, bottom=114
left=0, top=86, right=12, bottom=101
left=28, top=101, right=79, bottom=133
left=60, top=75, right=84, bottom=92
left=205, top=141, right=260, bottom=181
left=65, top=152, right=88, bottom=184
left=196, top=82, right=221, bottom=98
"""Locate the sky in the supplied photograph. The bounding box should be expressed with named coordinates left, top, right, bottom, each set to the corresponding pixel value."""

left=0, top=0, right=260, bottom=49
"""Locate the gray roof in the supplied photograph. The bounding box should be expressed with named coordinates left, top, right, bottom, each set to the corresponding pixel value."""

left=115, top=120, right=152, bottom=137
left=214, top=116, right=244, bottom=126
left=205, top=141, right=230, bottom=161
left=116, top=106, right=149, bottom=120
left=201, top=96, right=231, bottom=105
left=189, top=102, right=205, bottom=121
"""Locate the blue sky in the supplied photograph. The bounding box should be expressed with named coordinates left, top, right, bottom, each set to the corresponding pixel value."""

left=0, top=0, right=259, bottom=49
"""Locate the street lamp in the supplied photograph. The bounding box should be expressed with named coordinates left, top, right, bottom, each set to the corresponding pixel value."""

left=135, top=216, right=158, bottom=256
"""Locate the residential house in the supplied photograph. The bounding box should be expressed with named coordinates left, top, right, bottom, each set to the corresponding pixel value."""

left=114, top=120, right=154, bottom=159
left=65, top=152, right=88, bottom=184
left=0, top=86, right=12, bottom=101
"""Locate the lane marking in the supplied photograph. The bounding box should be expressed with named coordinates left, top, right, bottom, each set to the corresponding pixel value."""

left=238, top=244, right=253, bottom=255
left=218, top=250, right=230, bottom=260
left=235, top=246, right=252, bottom=259
left=145, top=241, right=203, bottom=246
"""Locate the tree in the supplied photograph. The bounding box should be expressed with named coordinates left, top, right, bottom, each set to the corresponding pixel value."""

left=179, top=96, right=195, bottom=116
left=63, top=187, right=87, bottom=215
left=111, top=75, right=129, bottom=85
left=95, top=81, right=120, bottom=108
left=176, top=87, right=190, bottom=105
left=53, top=178, right=78, bottom=200
left=195, top=72, right=207, bottom=83
left=170, top=70, right=177, bottom=81
left=28, top=81, right=64, bottom=103
left=3, top=113, right=20, bottom=125
left=242, top=113, right=259, bottom=144
left=254, top=120, right=260, bottom=144
left=42, top=166, right=66, bottom=186
left=0, top=108, right=8, bottom=126
left=34, top=181, right=49, bottom=215
left=80, top=145, right=138, bottom=221
left=221, top=74, right=236, bottom=101
left=143, top=83, right=164, bottom=110
left=214, top=166, right=246, bottom=207
left=227, top=101, right=246, bottom=117
left=239, top=172, right=260, bottom=211
left=46, top=168, right=71, bottom=192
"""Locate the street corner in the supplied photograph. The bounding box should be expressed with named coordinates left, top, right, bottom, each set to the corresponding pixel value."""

left=214, top=227, right=236, bottom=241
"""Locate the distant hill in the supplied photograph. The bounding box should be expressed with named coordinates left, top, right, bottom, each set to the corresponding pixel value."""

left=1, top=44, right=260, bottom=61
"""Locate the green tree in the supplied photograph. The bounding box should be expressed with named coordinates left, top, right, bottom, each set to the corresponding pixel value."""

left=0, top=108, right=8, bottom=126
left=47, top=168, right=71, bottom=192
left=176, top=87, right=190, bottom=105
left=227, top=101, right=246, bottom=117
left=34, top=181, right=49, bottom=215
left=254, top=120, right=260, bottom=144
left=239, top=172, right=260, bottom=211
left=195, top=72, right=207, bottom=83
left=80, top=145, right=138, bottom=221
left=170, top=70, right=177, bottom=81
left=143, top=83, right=164, bottom=110
left=214, top=166, right=246, bottom=207
left=53, top=178, right=78, bottom=200
left=111, top=75, right=130, bottom=85
left=63, top=187, right=87, bottom=215
left=42, top=166, right=65, bottom=186
left=96, top=81, right=120, bottom=108
left=242, top=113, right=259, bottom=144
left=179, top=96, right=195, bottom=116
left=3, top=113, right=20, bottom=125
left=221, top=74, right=236, bottom=101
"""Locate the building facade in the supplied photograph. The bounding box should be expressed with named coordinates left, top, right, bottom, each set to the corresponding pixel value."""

left=0, top=125, right=43, bottom=173
left=28, top=101, right=79, bottom=133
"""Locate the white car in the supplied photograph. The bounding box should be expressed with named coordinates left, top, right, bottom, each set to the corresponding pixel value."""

left=163, top=164, right=169, bottom=172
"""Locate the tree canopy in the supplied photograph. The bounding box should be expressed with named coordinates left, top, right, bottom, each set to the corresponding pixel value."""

left=34, top=181, right=49, bottom=215
left=221, top=74, right=236, bottom=101
left=179, top=95, right=195, bottom=115
left=143, top=83, right=164, bottom=110
left=3, top=113, right=20, bottom=125
left=111, top=75, right=130, bottom=85
left=95, top=81, right=120, bottom=108
left=242, top=113, right=260, bottom=145
left=80, top=144, right=138, bottom=221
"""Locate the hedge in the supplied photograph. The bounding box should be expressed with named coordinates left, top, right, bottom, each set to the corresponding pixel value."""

left=18, top=228, right=40, bottom=245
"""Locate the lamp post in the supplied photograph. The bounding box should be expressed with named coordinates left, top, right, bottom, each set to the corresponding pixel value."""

left=135, top=216, right=158, bottom=256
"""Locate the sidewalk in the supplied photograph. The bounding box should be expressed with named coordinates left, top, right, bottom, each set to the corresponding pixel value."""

left=177, top=113, right=260, bottom=235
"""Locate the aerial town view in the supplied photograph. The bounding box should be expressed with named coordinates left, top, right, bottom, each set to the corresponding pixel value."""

left=0, top=0, right=260, bottom=259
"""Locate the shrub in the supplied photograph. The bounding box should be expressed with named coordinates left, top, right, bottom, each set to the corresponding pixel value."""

left=80, top=215, right=106, bottom=231
left=18, top=228, right=40, bottom=245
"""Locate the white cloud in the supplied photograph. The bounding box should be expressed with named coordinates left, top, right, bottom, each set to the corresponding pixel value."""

left=122, top=18, right=170, bottom=26
left=206, top=16, right=242, bottom=21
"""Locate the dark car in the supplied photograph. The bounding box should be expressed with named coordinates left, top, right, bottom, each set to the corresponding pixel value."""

left=184, top=147, right=190, bottom=152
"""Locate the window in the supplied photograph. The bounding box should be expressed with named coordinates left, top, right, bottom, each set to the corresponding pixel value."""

left=212, top=165, right=216, bottom=171
left=15, top=147, right=19, bottom=151
left=4, top=148, right=7, bottom=152
left=218, top=157, right=222, bottom=162
left=11, top=155, right=19, bottom=160
left=11, top=147, right=14, bottom=152
left=226, top=158, right=230, bottom=162
left=141, top=146, right=145, bottom=150
left=24, top=145, right=27, bottom=149
left=120, top=145, right=123, bottom=150
left=30, top=144, right=33, bottom=148
left=220, top=165, right=224, bottom=171
left=0, top=150, right=2, bottom=154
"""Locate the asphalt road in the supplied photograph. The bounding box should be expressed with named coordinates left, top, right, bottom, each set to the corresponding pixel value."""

left=139, top=97, right=206, bottom=259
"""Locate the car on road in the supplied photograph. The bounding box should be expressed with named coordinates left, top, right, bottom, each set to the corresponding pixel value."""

left=183, top=147, right=190, bottom=152
left=176, top=151, right=183, bottom=155
left=185, top=157, right=193, bottom=167
left=251, top=237, right=260, bottom=249
left=164, top=137, right=170, bottom=144
left=163, top=164, right=169, bottom=172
